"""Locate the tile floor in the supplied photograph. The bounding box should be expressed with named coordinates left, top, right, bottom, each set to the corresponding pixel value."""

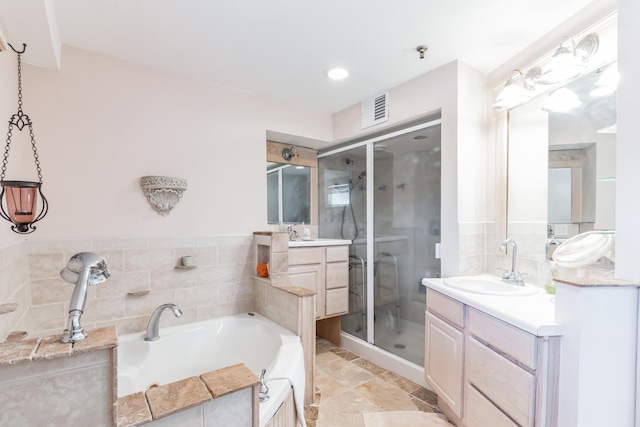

left=305, top=338, right=442, bottom=427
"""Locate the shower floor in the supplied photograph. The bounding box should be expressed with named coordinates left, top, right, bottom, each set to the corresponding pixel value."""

left=342, top=310, right=425, bottom=366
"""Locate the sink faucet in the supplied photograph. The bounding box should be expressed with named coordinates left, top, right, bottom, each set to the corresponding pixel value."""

left=499, top=239, right=524, bottom=286
left=287, top=225, right=298, bottom=240
left=59, top=252, right=110, bottom=343
left=145, top=303, right=183, bottom=341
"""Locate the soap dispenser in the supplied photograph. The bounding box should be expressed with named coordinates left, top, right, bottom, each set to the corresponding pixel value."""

left=302, top=222, right=311, bottom=240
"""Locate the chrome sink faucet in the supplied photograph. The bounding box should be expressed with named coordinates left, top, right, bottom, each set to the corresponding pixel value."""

left=145, top=303, right=183, bottom=341
left=499, top=239, right=525, bottom=286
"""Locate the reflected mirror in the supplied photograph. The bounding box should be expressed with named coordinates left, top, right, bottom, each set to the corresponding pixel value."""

left=267, top=164, right=311, bottom=224
left=266, top=140, right=318, bottom=225
left=507, top=61, right=617, bottom=262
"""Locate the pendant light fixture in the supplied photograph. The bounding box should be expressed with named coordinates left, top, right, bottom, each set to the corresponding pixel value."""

left=0, top=43, right=48, bottom=234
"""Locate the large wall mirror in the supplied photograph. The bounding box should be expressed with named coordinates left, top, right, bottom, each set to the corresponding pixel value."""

left=506, top=60, right=617, bottom=263
left=266, top=140, right=318, bottom=225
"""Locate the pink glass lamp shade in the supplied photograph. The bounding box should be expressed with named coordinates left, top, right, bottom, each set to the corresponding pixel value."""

left=0, top=180, right=48, bottom=234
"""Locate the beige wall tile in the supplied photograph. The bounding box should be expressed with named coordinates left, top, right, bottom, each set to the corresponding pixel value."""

left=123, top=249, right=175, bottom=272
left=97, top=271, right=150, bottom=298
left=28, top=253, right=65, bottom=280
left=82, top=296, right=126, bottom=324
left=30, top=302, right=66, bottom=332
left=150, top=269, right=197, bottom=291
left=30, top=278, right=70, bottom=305
left=124, top=290, right=177, bottom=317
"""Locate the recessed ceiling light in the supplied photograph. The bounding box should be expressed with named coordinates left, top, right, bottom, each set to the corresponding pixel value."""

left=326, top=67, right=349, bottom=80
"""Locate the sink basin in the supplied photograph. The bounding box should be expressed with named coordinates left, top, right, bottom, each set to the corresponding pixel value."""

left=443, top=275, right=540, bottom=296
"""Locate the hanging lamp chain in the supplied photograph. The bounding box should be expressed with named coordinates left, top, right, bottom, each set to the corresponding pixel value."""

left=1, top=45, right=43, bottom=184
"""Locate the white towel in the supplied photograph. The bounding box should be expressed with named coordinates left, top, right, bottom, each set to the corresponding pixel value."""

left=267, top=341, right=307, bottom=427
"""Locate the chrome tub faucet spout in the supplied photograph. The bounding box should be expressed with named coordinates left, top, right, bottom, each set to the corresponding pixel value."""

left=145, top=303, right=183, bottom=341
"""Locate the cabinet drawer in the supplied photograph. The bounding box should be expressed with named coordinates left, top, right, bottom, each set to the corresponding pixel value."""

left=466, top=384, right=519, bottom=427
left=425, top=311, right=463, bottom=417
left=325, top=288, right=348, bottom=316
left=288, top=247, right=323, bottom=266
left=468, top=308, right=536, bottom=369
left=426, top=289, right=464, bottom=328
left=466, top=337, right=535, bottom=427
left=326, top=245, right=349, bottom=263
left=326, top=262, right=348, bottom=289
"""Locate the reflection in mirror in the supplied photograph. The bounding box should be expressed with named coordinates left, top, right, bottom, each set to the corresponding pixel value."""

left=507, top=61, right=616, bottom=279
left=267, top=164, right=311, bottom=224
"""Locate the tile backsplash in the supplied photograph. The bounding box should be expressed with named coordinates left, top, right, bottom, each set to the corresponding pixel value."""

left=1, top=236, right=256, bottom=341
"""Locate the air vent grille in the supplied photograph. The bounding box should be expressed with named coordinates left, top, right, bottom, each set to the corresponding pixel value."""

left=361, top=91, right=389, bottom=129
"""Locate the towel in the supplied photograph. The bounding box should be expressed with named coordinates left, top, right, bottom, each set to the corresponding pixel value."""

left=266, top=341, right=307, bottom=427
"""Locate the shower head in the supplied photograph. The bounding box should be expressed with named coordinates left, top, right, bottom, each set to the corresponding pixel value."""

left=60, top=252, right=110, bottom=343
left=60, top=252, right=110, bottom=286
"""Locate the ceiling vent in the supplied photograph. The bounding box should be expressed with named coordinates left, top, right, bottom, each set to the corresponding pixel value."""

left=361, top=91, right=389, bottom=129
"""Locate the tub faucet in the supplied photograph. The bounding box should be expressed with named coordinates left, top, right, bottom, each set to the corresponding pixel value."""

left=60, top=252, right=111, bottom=343
left=145, top=303, right=183, bottom=341
left=499, top=239, right=524, bottom=286
left=259, top=369, right=270, bottom=402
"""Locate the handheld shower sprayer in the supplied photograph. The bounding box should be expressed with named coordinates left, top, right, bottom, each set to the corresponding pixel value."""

left=60, top=252, right=110, bottom=343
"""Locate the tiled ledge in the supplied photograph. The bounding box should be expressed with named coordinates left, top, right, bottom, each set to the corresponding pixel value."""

left=0, top=326, right=117, bottom=365
left=117, top=363, right=258, bottom=427
left=555, top=277, right=640, bottom=287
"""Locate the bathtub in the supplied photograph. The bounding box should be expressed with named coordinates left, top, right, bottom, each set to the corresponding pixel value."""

left=117, top=312, right=305, bottom=426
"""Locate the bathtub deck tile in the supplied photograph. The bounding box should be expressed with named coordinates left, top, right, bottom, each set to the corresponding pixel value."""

left=200, top=363, right=258, bottom=398
left=117, top=392, right=152, bottom=427
left=72, top=326, right=118, bottom=354
left=146, top=376, right=211, bottom=419
left=33, top=335, right=72, bottom=360
left=0, top=338, right=39, bottom=365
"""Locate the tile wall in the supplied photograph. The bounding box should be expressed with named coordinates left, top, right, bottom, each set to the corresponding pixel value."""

left=1, top=235, right=256, bottom=341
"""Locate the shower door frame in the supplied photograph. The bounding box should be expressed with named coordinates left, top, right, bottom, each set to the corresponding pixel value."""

left=319, top=118, right=442, bottom=345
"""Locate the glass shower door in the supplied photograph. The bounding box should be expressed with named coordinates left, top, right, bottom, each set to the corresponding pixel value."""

left=371, top=126, right=441, bottom=366
left=318, top=145, right=368, bottom=340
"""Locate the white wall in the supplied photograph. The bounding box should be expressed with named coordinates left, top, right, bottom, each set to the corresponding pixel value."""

left=5, top=46, right=332, bottom=240
left=332, top=60, right=487, bottom=277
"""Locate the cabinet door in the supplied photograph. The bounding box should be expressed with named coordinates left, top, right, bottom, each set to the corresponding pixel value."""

left=288, top=264, right=324, bottom=318
left=425, top=311, right=464, bottom=417
left=325, top=261, right=348, bottom=290
left=325, top=288, right=348, bottom=317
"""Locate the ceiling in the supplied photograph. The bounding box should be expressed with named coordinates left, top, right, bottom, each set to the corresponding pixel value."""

left=0, top=0, right=612, bottom=115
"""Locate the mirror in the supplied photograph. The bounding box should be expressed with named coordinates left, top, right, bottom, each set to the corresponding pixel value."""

left=507, top=61, right=617, bottom=263
left=266, top=140, right=318, bottom=225
left=267, top=164, right=311, bottom=224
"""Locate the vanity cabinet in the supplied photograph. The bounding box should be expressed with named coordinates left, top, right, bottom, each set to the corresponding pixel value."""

left=425, top=291, right=465, bottom=418
left=288, top=245, right=349, bottom=319
left=425, top=288, right=559, bottom=427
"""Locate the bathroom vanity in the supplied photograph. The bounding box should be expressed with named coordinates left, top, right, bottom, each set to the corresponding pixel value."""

left=288, top=239, right=350, bottom=319
left=421, top=277, right=561, bottom=427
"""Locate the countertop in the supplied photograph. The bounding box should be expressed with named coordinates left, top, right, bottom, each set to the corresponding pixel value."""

left=421, top=277, right=562, bottom=337
left=288, top=238, right=351, bottom=247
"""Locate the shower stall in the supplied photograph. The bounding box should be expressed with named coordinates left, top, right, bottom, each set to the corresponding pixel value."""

left=318, top=119, right=442, bottom=372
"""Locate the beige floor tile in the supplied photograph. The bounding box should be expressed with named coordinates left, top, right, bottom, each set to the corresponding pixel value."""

left=355, top=377, right=419, bottom=411
left=316, top=390, right=381, bottom=427
left=352, top=358, right=387, bottom=376
left=329, top=347, right=360, bottom=361
left=319, top=358, right=376, bottom=388
left=316, top=349, right=343, bottom=367
left=314, top=370, right=349, bottom=399
left=379, top=370, right=422, bottom=393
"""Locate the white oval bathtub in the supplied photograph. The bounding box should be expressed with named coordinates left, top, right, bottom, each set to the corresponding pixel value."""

left=117, top=312, right=304, bottom=426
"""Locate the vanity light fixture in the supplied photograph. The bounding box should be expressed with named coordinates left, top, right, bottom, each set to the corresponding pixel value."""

left=0, top=43, right=49, bottom=234
left=326, top=67, right=349, bottom=80
left=538, top=34, right=599, bottom=85
left=493, top=68, right=540, bottom=110
left=542, top=87, right=582, bottom=112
